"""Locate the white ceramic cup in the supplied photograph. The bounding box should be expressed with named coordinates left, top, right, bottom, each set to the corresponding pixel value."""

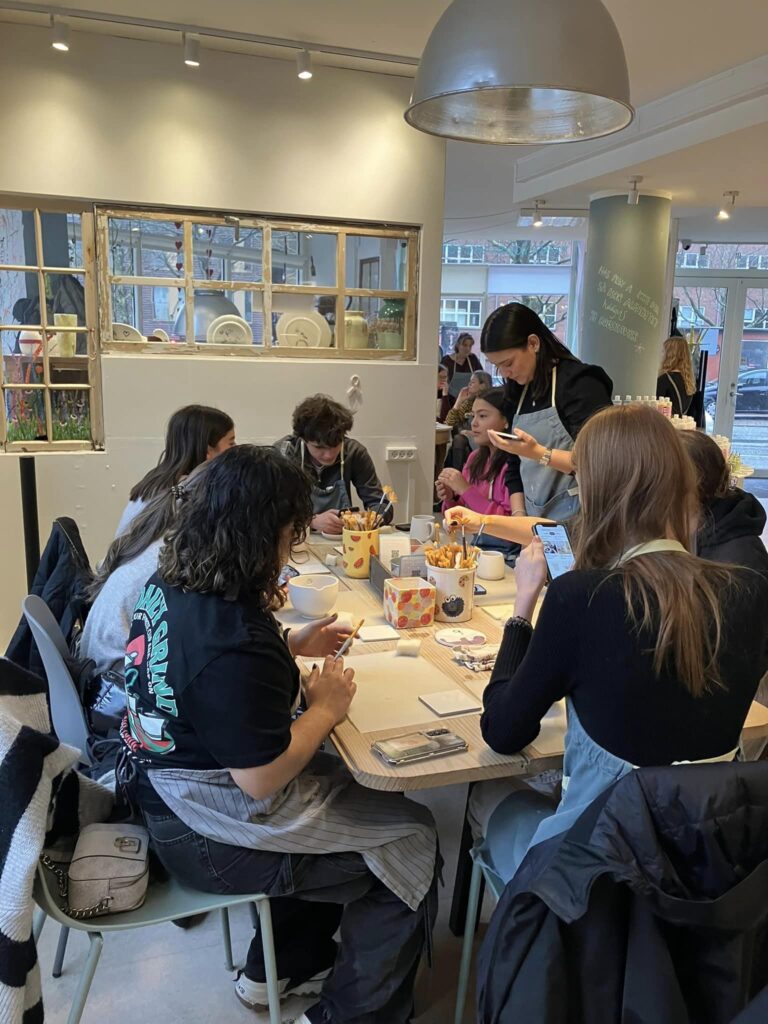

left=410, top=514, right=436, bottom=549
left=477, top=550, right=506, bottom=581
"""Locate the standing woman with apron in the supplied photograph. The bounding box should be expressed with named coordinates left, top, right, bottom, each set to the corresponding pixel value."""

left=480, top=303, right=613, bottom=522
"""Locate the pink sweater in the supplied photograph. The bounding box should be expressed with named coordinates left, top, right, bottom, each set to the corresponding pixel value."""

left=441, top=449, right=511, bottom=517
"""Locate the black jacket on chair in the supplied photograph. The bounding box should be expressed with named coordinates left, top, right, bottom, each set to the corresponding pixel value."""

left=6, top=517, right=92, bottom=677
left=477, top=764, right=768, bottom=1024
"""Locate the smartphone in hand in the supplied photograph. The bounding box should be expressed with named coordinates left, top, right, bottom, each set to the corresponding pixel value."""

left=493, top=431, right=523, bottom=442
left=531, top=523, right=575, bottom=581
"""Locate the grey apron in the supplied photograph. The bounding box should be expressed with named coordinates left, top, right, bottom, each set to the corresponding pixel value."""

left=301, top=440, right=351, bottom=514
left=513, top=364, right=580, bottom=521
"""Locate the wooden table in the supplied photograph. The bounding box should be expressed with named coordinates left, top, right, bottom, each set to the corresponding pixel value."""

left=282, top=540, right=559, bottom=791
left=283, top=540, right=768, bottom=791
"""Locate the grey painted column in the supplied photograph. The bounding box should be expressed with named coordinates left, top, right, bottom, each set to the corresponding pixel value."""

left=580, top=193, right=672, bottom=396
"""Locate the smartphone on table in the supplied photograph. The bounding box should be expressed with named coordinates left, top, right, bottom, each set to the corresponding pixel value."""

left=531, top=523, right=575, bottom=581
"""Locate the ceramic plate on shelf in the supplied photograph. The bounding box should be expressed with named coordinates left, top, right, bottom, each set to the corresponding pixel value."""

left=207, top=315, right=253, bottom=345
left=276, top=311, right=332, bottom=348
left=112, top=322, right=144, bottom=343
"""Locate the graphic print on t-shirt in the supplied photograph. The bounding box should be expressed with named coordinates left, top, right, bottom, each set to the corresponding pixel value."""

left=124, top=582, right=177, bottom=755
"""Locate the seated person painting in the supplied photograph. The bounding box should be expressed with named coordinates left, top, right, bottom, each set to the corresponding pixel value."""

left=276, top=394, right=394, bottom=536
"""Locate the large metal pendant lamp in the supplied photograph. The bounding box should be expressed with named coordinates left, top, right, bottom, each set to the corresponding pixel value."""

left=405, top=0, right=633, bottom=145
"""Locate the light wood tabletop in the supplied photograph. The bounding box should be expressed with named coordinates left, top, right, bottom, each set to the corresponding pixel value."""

left=280, top=539, right=768, bottom=793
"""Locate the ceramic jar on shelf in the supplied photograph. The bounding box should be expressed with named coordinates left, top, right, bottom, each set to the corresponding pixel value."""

left=344, top=309, right=369, bottom=349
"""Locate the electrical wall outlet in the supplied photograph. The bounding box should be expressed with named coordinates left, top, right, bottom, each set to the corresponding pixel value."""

left=385, top=445, right=418, bottom=462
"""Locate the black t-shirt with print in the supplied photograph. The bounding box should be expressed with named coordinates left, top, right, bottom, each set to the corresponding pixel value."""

left=121, top=574, right=299, bottom=814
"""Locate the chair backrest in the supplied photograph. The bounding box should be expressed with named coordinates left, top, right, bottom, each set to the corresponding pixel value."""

left=22, top=594, right=91, bottom=764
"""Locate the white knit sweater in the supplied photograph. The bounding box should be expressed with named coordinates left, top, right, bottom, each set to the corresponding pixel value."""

left=0, top=658, right=113, bottom=1024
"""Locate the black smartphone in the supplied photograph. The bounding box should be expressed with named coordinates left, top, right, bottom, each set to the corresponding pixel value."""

left=474, top=583, right=487, bottom=596
left=531, top=523, right=575, bottom=581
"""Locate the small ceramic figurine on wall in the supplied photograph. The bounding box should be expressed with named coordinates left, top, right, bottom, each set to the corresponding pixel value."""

left=346, top=373, right=363, bottom=412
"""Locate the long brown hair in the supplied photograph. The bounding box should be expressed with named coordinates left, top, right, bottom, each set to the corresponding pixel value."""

left=130, top=405, right=233, bottom=502
left=678, top=429, right=731, bottom=505
left=659, top=336, right=696, bottom=395
left=573, top=404, right=734, bottom=695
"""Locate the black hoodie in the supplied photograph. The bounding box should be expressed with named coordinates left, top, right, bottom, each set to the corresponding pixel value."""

left=697, top=489, right=768, bottom=576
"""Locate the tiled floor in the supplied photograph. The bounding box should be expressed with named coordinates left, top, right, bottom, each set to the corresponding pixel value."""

left=37, top=785, right=490, bottom=1023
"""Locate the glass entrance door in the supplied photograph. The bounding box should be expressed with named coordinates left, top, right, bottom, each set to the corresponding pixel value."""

left=674, top=275, right=768, bottom=476
left=729, top=284, right=768, bottom=475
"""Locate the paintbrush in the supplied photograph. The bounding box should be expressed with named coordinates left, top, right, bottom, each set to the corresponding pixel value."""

left=461, top=523, right=468, bottom=559
left=333, top=618, right=365, bottom=661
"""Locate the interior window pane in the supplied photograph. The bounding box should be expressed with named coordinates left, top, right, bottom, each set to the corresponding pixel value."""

left=43, top=273, right=86, bottom=330
left=0, top=207, right=35, bottom=267
left=345, top=235, right=406, bottom=290
left=272, top=293, right=336, bottom=348
left=51, top=388, right=91, bottom=441
left=272, top=231, right=335, bottom=287
left=193, top=223, right=263, bottom=283
left=108, top=217, right=184, bottom=278
left=5, top=388, right=46, bottom=442
left=42, top=212, right=84, bottom=269
left=0, top=270, right=39, bottom=326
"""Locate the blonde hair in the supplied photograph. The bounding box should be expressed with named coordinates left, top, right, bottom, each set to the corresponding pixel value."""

left=660, top=336, right=696, bottom=395
left=573, top=404, right=733, bottom=696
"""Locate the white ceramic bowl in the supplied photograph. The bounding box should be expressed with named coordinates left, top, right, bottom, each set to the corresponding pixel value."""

left=288, top=574, right=339, bottom=619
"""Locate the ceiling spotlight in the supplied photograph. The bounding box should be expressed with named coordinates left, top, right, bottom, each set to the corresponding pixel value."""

left=297, top=49, right=313, bottom=80
left=532, top=201, right=545, bottom=228
left=51, top=16, right=69, bottom=52
left=717, top=190, right=739, bottom=220
left=627, top=175, right=643, bottom=205
left=183, top=33, right=200, bottom=67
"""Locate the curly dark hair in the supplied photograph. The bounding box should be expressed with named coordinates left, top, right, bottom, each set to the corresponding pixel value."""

left=292, top=394, right=354, bottom=447
left=158, top=445, right=313, bottom=607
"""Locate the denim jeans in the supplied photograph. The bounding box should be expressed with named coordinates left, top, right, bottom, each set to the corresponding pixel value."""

left=145, top=810, right=437, bottom=1024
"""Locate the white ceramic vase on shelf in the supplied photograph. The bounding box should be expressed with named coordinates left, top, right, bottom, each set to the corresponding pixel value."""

left=344, top=310, right=369, bottom=349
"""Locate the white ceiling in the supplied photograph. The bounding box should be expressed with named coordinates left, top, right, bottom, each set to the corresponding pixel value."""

left=7, top=2, right=768, bottom=225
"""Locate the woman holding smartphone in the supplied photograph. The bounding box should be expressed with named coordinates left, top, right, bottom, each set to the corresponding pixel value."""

left=480, top=303, right=612, bottom=522
left=122, top=445, right=437, bottom=1023
left=469, top=404, right=768, bottom=888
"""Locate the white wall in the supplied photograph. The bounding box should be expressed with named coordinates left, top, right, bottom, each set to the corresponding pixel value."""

left=0, top=25, right=445, bottom=648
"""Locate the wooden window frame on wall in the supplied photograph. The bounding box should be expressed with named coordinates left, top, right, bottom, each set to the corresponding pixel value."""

left=0, top=206, right=104, bottom=453
left=96, top=208, right=419, bottom=362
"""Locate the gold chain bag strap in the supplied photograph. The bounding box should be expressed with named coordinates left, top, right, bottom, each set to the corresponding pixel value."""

left=42, top=823, right=150, bottom=919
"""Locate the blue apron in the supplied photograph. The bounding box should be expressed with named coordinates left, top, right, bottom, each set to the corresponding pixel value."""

left=513, top=364, right=580, bottom=522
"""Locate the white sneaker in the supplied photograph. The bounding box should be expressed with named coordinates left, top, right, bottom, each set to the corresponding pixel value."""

left=234, top=968, right=330, bottom=1011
